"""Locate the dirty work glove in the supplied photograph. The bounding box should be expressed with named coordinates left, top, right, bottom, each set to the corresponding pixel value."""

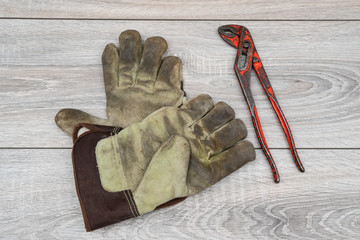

left=55, top=30, right=185, bottom=136
left=71, top=123, right=189, bottom=231
left=79, top=94, right=255, bottom=230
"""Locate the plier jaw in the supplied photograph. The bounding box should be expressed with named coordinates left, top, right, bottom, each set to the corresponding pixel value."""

left=218, top=25, right=305, bottom=183
left=218, top=24, right=243, bottom=48
left=219, top=25, right=255, bottom=90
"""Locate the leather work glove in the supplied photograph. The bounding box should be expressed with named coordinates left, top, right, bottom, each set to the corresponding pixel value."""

left=72, top=94, right=256, bottom=231
left=55, top=30, right=185, bottom=136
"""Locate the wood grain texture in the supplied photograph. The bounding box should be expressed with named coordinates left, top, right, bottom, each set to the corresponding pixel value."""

left=1, top=149, right=359, bottom=239
left=1, top=2, right=360, bottom=239
left=1, top=20, right=360, bottom=148
left=0, top=0, right=359, bottom=20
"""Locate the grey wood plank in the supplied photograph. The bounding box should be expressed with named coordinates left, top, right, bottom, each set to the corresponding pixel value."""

left=1, top=20, right=359, bottom=148
left=0, top=0, right=359, bottom=20
left=1, top=149, right=359, bottom=239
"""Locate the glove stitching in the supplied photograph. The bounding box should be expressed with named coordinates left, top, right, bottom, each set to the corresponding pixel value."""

left=111, top=133, right=128, bottom=190
left=127, top=190, right=140, bottom=216
left=123, top=190, right=137, bottom=217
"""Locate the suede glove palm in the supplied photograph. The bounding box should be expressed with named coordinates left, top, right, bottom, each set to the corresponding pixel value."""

left=95, top=94, right=256, bottom=217
left=55, top=30, right=185, bottom=135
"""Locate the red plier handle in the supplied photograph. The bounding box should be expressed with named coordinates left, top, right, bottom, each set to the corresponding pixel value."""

left=218, top=25, right=305, bottom=183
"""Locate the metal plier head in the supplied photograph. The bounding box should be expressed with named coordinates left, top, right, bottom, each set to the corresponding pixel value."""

left=218, top=24, right=305, bottom=183
left=218, top=25, right=257, bottom=78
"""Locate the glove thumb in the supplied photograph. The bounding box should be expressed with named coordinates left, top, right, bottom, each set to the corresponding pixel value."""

left=55, top=108, right=109, bottom=135
left=133, top=135, right=190, bottom=215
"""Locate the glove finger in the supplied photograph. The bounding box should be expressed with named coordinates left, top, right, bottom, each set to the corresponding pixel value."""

left=208, top=140, right=256, bottom=185
left=180, top=94, right=214, bottom=122
left=55, top=109, right=109, bottom=135
left=191, top=101, right=235, bottom=139
left=203, top=118, right=247, bottom=157
left=133, top=135, right=190, bottom=215
left=154, top=56, right=182, bottom=90
left=135, top=36, right=167, bottom=90
left=102, top=43, right=119, bottom=92
left=118, top=30, right=142, bottom=88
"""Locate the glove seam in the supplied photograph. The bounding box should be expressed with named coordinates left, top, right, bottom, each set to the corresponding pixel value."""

left=123, top=190, right=139, bottom=217
left=111, top=133, right=129, bottom=190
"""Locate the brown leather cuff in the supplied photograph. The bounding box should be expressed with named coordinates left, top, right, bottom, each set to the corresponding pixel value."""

left=71, top=123, right=186, bottom=231
left=72, top=124, right=139, bottom=231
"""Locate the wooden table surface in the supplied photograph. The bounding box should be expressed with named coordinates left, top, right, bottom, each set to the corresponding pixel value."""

left=1, top=1, right=360, bottom=239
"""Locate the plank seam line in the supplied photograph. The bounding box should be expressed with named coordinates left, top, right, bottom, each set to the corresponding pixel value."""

left=0, top=147, right=359, bottom=150
left=0, top=17, right=359, bottom=21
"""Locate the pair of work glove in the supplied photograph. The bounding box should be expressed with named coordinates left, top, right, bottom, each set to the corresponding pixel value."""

left=55, top=30, right=256, bottom=231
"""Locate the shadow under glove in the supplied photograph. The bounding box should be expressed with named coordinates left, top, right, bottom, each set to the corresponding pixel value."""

left=55, top=30, right=185, bottom=136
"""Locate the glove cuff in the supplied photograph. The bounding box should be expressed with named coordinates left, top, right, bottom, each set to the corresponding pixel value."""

left=72, top=124, right=187, bottom=231
left=72, top=124, right=140, bottom=231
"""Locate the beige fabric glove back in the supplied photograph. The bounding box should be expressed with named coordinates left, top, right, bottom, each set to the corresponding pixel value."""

left=95, top=94, right=256, bottom=216
left=55, top=30, right=185, bottom=135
